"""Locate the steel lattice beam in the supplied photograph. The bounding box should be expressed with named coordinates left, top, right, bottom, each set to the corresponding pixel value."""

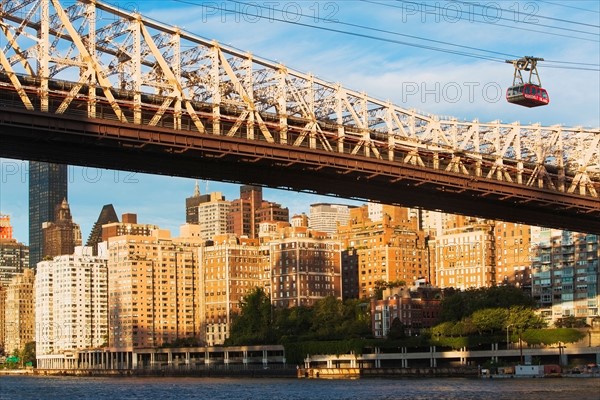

left=0, top=0, right=598, bottom=229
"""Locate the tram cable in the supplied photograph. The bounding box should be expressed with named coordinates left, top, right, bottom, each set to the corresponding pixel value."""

left=537, top=0, right=600, bottom=14
left=160, top=0, right=600, bottom=71
left=448, top=0, right=600, bottom=29
left=367, top=0, right=599, bottom=40
left=174, top=0, right=598, bottom=71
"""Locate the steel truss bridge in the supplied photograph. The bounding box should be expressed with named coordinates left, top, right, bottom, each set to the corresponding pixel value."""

left=0, top=0, right=598, bottom=233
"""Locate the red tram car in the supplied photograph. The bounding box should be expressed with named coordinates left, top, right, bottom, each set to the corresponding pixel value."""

left=506, top=83, right=550, bottom=108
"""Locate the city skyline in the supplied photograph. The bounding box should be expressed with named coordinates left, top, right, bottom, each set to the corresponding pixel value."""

left=0, top=0, right=598, bottom=244
left=0, top=162, right=364, bottom=245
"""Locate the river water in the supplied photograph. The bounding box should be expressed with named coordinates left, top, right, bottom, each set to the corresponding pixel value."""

left=1, top=375, right=598, bottom=400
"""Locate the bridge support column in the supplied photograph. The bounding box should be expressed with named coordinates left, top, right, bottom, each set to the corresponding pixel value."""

left=430, top=346, right=437, bottom=368
left=460, top=347, right=467, bottom=365
left=560, top=352, right=568, bottom=367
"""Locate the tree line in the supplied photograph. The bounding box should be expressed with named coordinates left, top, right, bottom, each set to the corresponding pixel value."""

left=227, top=285, right=587, bottom=354
left=225, top=287, right=371, bottom=345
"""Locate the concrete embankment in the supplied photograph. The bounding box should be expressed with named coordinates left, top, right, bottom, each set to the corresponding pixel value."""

left=0, top=369, right=35, bottom=375
left=33, top=367, right=298, bottom=378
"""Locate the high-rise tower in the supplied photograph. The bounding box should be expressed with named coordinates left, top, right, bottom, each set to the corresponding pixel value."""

left=86, top=204, right=119, bottom=255
left=185, top=181, right=209, bottom=224
left=41, top=198, right=82, bottom=259
left=28, top=161, right=67, bottom=267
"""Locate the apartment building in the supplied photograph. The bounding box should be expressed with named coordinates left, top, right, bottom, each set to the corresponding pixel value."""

left=198, top=234, right=268, bottom=345
left=266, top=225, right=342, bottom=308
left=336, top=204, right=428, bottom=298
left=434, top=216, right=496, bottom=290
left=531, top=229, right=599, bottom=325
left=107, top=227, right=204, bottom=350
left=4, top=268, right=35, bottom=354
left=35, top=246, right=108, bottom=367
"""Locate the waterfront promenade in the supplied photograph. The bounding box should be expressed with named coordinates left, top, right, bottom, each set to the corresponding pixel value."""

left=30, top=342, right=600, bottom=378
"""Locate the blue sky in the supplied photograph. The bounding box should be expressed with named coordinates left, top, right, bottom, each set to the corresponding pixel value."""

left=1, top=0, right=599, bottom=244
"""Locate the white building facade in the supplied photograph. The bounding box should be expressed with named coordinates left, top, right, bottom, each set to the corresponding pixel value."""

left=198, top=192, right=231, bottom=241
left=35, top=246, right=108, bottom=368
left=309, top=203, right=352, bottom=235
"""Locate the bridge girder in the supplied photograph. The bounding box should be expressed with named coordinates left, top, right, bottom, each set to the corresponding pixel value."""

left=0, top=107, right=598, bottom=234
left=0, top=0, right=598, bottom=230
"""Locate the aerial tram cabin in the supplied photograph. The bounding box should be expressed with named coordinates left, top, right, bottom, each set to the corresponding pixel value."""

left=505, top=56, right=549, bottom=108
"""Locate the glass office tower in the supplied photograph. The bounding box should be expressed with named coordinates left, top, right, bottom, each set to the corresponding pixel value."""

left=28, top=161, right=67, bottom=267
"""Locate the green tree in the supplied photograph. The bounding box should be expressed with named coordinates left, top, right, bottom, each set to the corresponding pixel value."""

left=471, top=308, right=508, bottom=335
left=439, top=286, right=534, bottom=322
left=20, top=342, right=36, bottom=367
left=450, top=318, right=477, bottom=336
left=339, top=300, right=371, bottom=339
left=521, top=328, right=585, bottom=346
left=431, top=321, right=455, bottom=337
left=372, top=280, right=388, bottom=300
left=311, top=296, right=346, bottom=339
left=273, top=305, right=313, bottom=340
left=506, top=305, right=547, bottom=333
left=227, top=287, right=274, bottom=345
left=554, top=316, right=589, bottom=328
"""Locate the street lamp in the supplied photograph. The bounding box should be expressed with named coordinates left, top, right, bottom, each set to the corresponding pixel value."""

left=506, top=324, right=513, bottom=350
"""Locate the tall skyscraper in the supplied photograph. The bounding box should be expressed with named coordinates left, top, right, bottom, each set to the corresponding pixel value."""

left=29, top=161, right=67, bottom=267
left=199, top=234, right=267, bottom=345
left=228, top=185, right=263, bottom=238
left=86, top=204, right=119, bottom=255
left=41, top=198, right=82, bottom=260
left=495, top=222, right=532, bottom=289
left=185, top=181, right=205, bottom=224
